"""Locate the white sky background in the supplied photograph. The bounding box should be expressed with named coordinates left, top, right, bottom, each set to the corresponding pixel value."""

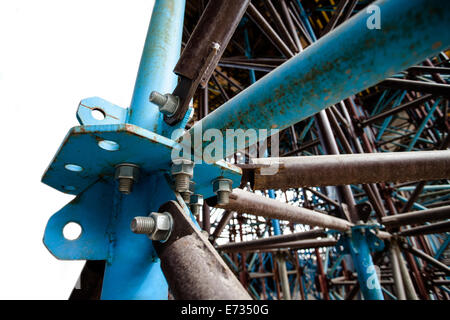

left=0, top=0, right=156, bottom=299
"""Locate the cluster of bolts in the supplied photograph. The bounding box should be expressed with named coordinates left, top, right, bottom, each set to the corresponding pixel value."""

left=114, top=157, right=234, bottom=241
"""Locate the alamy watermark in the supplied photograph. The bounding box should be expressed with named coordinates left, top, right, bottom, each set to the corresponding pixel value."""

left=366, top=5, right=381, bottom=30
left=366, top=264, right=382, bottom=290
left=171, top=123, right=281, bottom=175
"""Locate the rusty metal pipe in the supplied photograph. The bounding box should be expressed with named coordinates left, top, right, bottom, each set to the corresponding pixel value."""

left=186, top=0, right=450, bottom=157
left=154, top=201, right=251, bottom=300
left=382, top=205, right=450, bottom=227
left=246, top=150, right=450, bottom=190
left=221, top=238, right=338, bottom=253
left=396, top=220, right=450, bottom=237
left=218, top=189, right=353, bottom=231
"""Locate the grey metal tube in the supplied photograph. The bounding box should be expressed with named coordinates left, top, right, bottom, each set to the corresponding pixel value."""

left=390, top=241, right=406, bottom=300
left=381, top=206, right=450, bottom=228
left=397, top=220, right=450, bottom=237
left=394, top=243, right=419, bottom=300
left=216, top=228, right=326, bottom=252
left=276, top=255, right=292, bottom=300
left=218, top=189, right=353, bottom=231
left=248, top=151, right=450, bottom=190
left=250, top=238, right=338, bottom=252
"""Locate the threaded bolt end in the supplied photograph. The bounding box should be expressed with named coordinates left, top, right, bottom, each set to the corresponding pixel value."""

left=181, top=192, right=191, bottom=203
left=190, top=204, right=201, bottom=216
left=149, top=91, right=167, bottom=107
left=131, top=216, right=156, bottom=234
left=217, top=191, right=230, bottom=205
left=175, top=174, right=190, bottom=192
left=118, top=178, right=133, bottom=194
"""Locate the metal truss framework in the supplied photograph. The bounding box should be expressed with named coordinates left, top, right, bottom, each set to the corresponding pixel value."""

left=43, top=0, right=450, bottom=300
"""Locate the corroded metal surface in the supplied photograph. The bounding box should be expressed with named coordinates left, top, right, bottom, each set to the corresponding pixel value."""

left=382, top=206, right=450, bottom=227
left=216, top=228, right=326, bottom=252
left=218, top=188, right=353, bottom=231
left=41, top=123, right=241, bottom=198
left=248, top=150, right=450, bottom=190
left=154, top=201, right=251, bottom=300
left=187, top=0, right=450, bottom=158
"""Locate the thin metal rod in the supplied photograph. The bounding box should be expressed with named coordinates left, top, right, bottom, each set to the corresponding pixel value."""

left=246, top=3, right=294, bottom=58
left=394, top=242, right=419, bottom=300
left=397, top=220, right=450, bottom=237
left=216, top=228, right=326, bottom=252
left=381, top=205, right=450, bottom=227
left=390, top=241, right=407, bottom=300
left=379, top=78, right=450, bottom=96
left=361, top=94, right=433, bottom=127
left=218, top=188, right=353, bottom=231
left=400, top=242, right=450, bottom=274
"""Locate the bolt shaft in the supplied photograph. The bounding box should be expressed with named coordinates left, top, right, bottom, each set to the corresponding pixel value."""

left=149, top=91, right=167, bottom=107
left=190, top=204, right=201, bottom=216
left=131, top=216, right=156, bottom=234
left=118, top=178, right=133, bottom=194
left=217, top=191, right=230, bottom=205
left=181, top=192, right=191, bottom=203
left=175, top=174, right=190, bottom=192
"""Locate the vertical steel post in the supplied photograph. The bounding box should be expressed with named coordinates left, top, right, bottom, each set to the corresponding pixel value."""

left=390, top=241, right=407, bottom=300
left=128, top=0, right=185, bottom=135
left=345, top=228, right=384, bottom=300
left=101, top=0, right=186, bottom=299
left=275, top=253, right=292, bottom=300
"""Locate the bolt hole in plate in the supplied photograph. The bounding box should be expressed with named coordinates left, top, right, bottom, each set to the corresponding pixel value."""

left=62, top=222, right=82, bottom=240
left=91, top=108, right=106, bottom=120
left=98, top=140, right=120, bottom=151
left=64, top=164, right=83, bottom=172
left=42, top=124, right=242, bottom=197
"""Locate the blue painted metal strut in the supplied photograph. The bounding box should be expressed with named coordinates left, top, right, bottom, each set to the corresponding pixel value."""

left=187, top=0, right=450, bottom=157
left=127, top=0, right=186, bottom=137
left=342, top=226, right=384, bottom=300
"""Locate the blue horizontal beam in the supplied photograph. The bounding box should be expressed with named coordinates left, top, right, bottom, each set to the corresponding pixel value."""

left=186, top=0, right=450, bottom=158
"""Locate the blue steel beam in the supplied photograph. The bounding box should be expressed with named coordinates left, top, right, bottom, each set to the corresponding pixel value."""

left=127, top=0, right=185, bottom=137
left=186, top=0, right=450, bottom=157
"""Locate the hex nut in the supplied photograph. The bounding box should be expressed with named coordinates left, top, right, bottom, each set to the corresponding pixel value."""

left=150, top=91, right=179, bottom=116
left=114, top=163, right=140, bottom=182
left=212, top=178, right=233, bottom=193
left=148, top=212, right=173, bottom=242
left=160, top=94, right=179, bottom=116
left=171, top=159, right=194, bottom=177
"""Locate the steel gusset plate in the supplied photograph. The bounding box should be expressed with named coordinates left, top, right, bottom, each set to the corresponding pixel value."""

left=41, top=123, right=242, bottom=199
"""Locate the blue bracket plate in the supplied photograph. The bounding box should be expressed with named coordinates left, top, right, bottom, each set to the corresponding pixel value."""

left=41, top=123, right=242, bottom=198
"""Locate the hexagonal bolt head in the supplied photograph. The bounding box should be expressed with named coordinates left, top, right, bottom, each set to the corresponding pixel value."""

left=189, top=194, right=204, bottom=216
left=171, top=159, right=194, bottom=193
left=149, top=91, right=179, bottom=116
left=130, top=212, right=173, bottom=243
left=212, top=177, right=233, bottom=205
left=114, top=163, right=140, bottom=194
